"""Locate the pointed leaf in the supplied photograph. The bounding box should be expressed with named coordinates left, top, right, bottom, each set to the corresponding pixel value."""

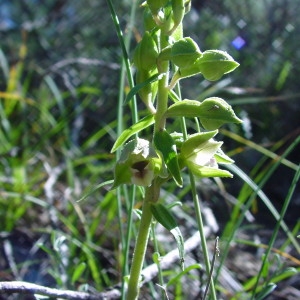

left=166, top=264, right=202, bottom=287
left=151, top=203, right=185, bottom=269
left=170, top=227, right=185, bottom=270
left=255, top=283, right=277, bottom=300
left=71, top=262, right=87, bottom=284
left=154, top=130, right=183, bottom=187
left=111, top=115, right=155, bottom=152
left=151, top=203, right=177, bottom=231
left=78, top=180, right=114, bottom=202
left=124, top=73, right=164, bottom=104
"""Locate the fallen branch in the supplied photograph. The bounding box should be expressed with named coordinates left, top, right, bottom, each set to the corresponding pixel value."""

left=0, top=281, right=120, bottom=299
left=0, top=209, right=221, bottom=299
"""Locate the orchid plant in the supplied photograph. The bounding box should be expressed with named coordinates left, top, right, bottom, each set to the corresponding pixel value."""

left=110, top=1, right=241, bottom=299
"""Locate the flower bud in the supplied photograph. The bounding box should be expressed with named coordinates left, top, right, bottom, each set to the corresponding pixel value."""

left=165, top=97, right=242, bottom=130
left=147, top=0, right=168, bottom=25
left=170, top=37, right=202, bottom=68
left=147, top=0, right=168, bottom=16
left=136, top=69, right=157, bottom=113
left=196, top=50, right=240, bottom=81
left=168, top=0, right=185, bottom=35
left=168, top=50, right=239, bottom=88
left=133, top=31, right=158, bottom=71
left=143, top=6, right=157, bottom=31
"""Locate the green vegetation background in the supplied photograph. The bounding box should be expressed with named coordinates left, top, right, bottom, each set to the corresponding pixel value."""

left=0, top=0, right=299, bottom=298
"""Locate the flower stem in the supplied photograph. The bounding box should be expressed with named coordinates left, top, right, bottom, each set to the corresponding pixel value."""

left=178, top=93, right=217, bottom=300
left=154, top=37, right=170, bottom=132
left=126, top=185, right=159, bottom=300
left=189, top=173, right=217, bottom=300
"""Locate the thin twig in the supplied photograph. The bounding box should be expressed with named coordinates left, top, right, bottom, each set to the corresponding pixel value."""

left=0, top=228, right=212, bottom=300
left=0, top=281, right=121, bottom=299
left=202, top=236, right=220, bottom=300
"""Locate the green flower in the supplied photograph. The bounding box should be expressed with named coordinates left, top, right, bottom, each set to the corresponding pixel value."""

left=180, top=131, right=233, bottom=178
left=130, top=160, right=155, bottom=187
left=112, top=138, right=163, bottom=188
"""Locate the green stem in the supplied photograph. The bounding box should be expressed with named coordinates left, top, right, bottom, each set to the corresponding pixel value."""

left=126, top=32, right=170, bottom=300
left=154, top=72, right=169, bottom=131
left=189, top=174, right=217, bottom=300
left=151, top=221, right=165, bottom=299
left=154, top=36, right=170, bottom=132
left=177, top=86, right=217, bottom=300
left=126, top=185, right=158, bottom=300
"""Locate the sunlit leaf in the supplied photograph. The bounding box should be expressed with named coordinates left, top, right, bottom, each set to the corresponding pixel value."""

left=154, top=130, right=182, bottom=187
left=124, top=73, right=164, bottom=104
left=111, top=115, right=155, bottom=152
left=151, top=203, right=185, bottom=269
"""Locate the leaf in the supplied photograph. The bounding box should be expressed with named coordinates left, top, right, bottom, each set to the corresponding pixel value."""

left=154, top=130, right=183, bottom=187
left=124, top=73, right=164, bottom=104
left=255, top=283, right=277, bottom=300
left=77, top=180, right=114, bottom=202
left=166, top=264, right=202, bottom=287
left=151, top=203, right=185, bottom=270
left=272, top=267, right=298, bottom=283
left=151, top=203, right=178, bottom=231
left=111, top=115, right=155, bottom=152
left=152, top=252, right=161, bottom=265
left=170, top=227, right=185, bottom=270
left=71, top=262, right=87, bottom=284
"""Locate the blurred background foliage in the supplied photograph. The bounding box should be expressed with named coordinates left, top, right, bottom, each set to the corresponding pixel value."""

left=0, top=0, right=299, bottom=295
left=1, top=0, right=299, bottom=144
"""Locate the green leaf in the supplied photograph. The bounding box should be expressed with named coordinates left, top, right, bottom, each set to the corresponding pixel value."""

left=271, top=267, right=298, bottom=284
left=255, top=283, right=277, bottom=300
left=152, top=252, right=161, bottom=265
left=71, top=262, right=87, bottom=283
left=124, top=73, right=164, bottom=104
left=151, top=203, right=185, bottom=269
left=151, top=203, right=177, bottom=231
left=78, top=180, right=114, bottom=202
left=165, top=97, right=242, bottom=130
left=154, top=130, right=183, bottom=187
left=166, top=264, right=202, bottom=287
left=111, top=115, right=155, bottom=152
left=170, top=227, right=185, bottom=270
